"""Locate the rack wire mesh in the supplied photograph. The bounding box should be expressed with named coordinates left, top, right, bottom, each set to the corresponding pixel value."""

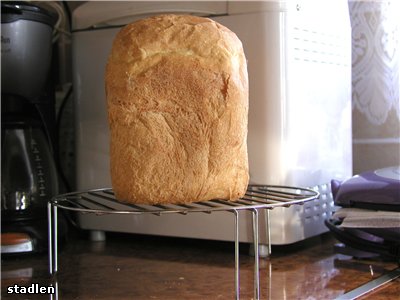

left=49, top=185, right=318, bottom=214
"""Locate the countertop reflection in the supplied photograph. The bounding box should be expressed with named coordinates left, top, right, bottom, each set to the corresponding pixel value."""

left=2, top=231, right=399, bottom=299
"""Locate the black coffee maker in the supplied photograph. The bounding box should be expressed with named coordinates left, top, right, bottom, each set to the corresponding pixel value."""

left=1, top=2, right=61, bottom=254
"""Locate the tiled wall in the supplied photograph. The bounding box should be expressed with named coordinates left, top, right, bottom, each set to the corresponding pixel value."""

left=349, top=1, right=400, bottom=174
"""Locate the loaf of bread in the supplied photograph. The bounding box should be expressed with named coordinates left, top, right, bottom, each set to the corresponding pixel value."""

left=105, top=14, right=249, bottom=205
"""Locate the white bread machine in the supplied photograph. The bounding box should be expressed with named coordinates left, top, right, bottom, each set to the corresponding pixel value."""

left=72, top=1, right=352, bottom=245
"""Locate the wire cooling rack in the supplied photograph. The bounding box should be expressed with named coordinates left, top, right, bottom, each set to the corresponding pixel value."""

left=48, top=185, right=319, bottom=300
left=48, top=185, right=318, bottom=214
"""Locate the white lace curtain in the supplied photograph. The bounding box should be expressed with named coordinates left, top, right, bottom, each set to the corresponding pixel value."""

left=349, top=0, right=399, bottom=173
left=349, top=0, right=399, bottom=125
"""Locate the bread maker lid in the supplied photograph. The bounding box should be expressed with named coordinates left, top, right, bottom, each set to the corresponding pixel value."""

left=71, top=1, right=293, bottom=31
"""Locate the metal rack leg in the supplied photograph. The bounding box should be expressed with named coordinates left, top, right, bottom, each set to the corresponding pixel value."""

left=53, top=204, right=58, bottom=273
left=252, top=209, right=260, bottom=300
left=234, top=209, right=240, bottom=300
left=47, top=202, right=53, bottom=274
left=266, top=209, right=271, bottom=256
left=47, top=202, right=58, bottom=275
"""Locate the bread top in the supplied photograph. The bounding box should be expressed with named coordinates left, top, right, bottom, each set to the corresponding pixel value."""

left=106, top=14, right=248, bottom=114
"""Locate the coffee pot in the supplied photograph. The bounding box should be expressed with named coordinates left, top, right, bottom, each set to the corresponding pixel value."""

left=1, top=1, right=63, bottom=254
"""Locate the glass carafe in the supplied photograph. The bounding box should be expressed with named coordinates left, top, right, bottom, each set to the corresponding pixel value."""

left=1, top=119, right=58, bottom=218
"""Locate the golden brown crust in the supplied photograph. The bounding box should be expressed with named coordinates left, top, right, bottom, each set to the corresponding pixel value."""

left=105, top=14, right=248, bottom=204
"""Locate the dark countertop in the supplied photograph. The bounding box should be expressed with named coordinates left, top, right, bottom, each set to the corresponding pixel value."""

left=2, top=230, right=399, bottom=299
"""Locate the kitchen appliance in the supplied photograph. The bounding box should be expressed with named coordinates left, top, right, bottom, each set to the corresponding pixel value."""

left=331, top=166, right=400, bottom=211
left=1, top=1, right=60, bottom=254
left=72, top=1, right=352, bottom=245
left=326, top=166, right=400, bottom=259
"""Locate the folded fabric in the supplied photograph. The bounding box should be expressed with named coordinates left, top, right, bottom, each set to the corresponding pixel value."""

left=333, top=208, right=400, bottom=228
